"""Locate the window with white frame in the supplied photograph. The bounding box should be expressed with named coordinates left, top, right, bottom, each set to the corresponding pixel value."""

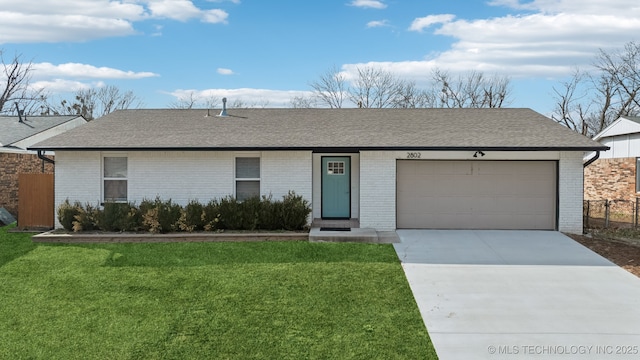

left=103, top=157, right=127, bottom=202
left=327, top=161, right=345, bottom=175
left=235, top=157, right=260, bottom=201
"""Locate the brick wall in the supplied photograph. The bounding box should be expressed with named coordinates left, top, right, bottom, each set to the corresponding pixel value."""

left=584, top=157, right=636, bottom=201
left=359, top=151, right=397, bottom=230
left=54, top=150, right=314, bottom=228
left=0, top=152, right=54, bottom=218
left=558, top=151, right=585, bottom=234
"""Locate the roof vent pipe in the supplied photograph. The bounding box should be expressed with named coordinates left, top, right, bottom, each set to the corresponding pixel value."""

left=218, top=97, right=228, bottom=117
left=14, top=102, right=24, bottom=123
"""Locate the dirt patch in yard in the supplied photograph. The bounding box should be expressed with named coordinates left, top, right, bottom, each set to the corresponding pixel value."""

left=567, top=233, right=640, bottom=278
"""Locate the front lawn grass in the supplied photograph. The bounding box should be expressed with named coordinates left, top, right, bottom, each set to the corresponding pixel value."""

left=0, top=224, right=437, bottom=359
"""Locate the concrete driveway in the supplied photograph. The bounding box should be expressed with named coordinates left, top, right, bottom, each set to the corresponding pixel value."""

left=394, top=230, right=640, bottom=360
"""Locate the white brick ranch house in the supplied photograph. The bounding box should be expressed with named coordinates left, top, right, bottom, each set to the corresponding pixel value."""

left=30, top=107, right=606, bottom=234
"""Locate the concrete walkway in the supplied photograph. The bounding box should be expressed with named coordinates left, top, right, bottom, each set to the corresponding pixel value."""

left=394, top=230, right=640, bottom=360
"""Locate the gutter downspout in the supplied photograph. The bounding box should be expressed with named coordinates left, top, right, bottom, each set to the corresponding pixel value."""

left=583, top=150, right=600, bottom=168
left=37, top=150, right=55, bottom=172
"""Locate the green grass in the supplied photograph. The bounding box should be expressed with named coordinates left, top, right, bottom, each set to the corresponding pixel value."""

left=0, top=224, right=437, bottom=359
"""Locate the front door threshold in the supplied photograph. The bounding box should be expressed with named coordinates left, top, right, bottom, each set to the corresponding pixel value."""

left=311, top=218, right=360, bottom=229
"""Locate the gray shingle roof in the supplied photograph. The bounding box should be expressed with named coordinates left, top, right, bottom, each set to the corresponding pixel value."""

left=1, top=115, right=84, bottom=147
left=29, top=108, right=607, bottom=151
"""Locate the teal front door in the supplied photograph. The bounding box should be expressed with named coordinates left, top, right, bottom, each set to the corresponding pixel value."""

left=322, top=156, right=351, bottom=218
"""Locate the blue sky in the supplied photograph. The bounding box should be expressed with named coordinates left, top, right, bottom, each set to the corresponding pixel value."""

left=1, top=0, right=639, bottom=116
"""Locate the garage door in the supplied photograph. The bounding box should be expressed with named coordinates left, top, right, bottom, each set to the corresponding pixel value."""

left=396, top=160, right=557, bottom=230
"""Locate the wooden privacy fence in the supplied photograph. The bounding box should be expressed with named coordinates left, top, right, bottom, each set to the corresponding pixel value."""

left=18, top=173, right=54, bottom=229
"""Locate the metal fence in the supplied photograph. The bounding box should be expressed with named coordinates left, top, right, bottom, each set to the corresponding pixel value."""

left=583, top=198, right=639, bottom=230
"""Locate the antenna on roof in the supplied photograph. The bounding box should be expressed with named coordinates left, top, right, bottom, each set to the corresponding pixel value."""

left=14, top=102, right=24, bottom=123
left=217, top=97, right=228, bottom=117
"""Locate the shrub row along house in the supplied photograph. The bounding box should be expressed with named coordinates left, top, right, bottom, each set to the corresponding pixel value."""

left=29, top=104, right=606, bottom=233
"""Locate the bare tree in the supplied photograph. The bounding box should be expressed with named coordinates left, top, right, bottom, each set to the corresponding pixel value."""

left=309, top=65, right=347, bottom=108
left=308, top=65, right=512, bottom=109
left=551, top=69, right=590, bottom=135
left=432, top=69, right=511, bottom=108
left=47, top=85, right=141, bottom=120
left=0, top=50, right=46, bottom=114
left=289, top=95, right=317, bottom=108
left=348, top=66, right=408, bottom=108
left=169, top=91, right=199, bottom=109
left=551, top=41, right=640, bottom=136
left=392, top=81, right=437, bottom=108
left=170, top=92, right=222, bottom=109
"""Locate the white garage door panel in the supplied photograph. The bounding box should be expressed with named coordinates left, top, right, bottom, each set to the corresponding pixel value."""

left=396, top=160, right=557, bottom=230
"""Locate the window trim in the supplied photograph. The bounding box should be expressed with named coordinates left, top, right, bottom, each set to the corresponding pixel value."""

left=327, top=161, right=345, bottom=175
left=102, top=154, right=128, bottom=203
left=234, top=155, right=261, bottom=201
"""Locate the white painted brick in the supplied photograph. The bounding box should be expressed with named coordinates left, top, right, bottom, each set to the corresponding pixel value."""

left=359, top=151, right=396, bottom=230
left=262, top=151, right=312, bottom=203
left=128, top=151, right=234, bottom=204
left=53, top=150, right=314, bottom=228
left=558, top=151, right=585, bottom=234
left=54, top=151, right=101, bottom=228
left=54, top=149, right=586, bottom=232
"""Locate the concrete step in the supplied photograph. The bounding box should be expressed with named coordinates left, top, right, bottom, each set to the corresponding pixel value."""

left=309, top=228, right=399, bottom=244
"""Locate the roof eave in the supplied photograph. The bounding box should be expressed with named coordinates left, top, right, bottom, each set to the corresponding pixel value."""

left=28, top=145, right=610, bottom=152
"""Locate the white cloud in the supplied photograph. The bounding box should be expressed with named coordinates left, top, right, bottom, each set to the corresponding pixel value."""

left=170, top=88, right=314, bottom=107
left=367, top=20, right=390, bottom=28
left=0, top=0, right=228, bottom=44
left=408, top=14, right=455, bottom=32
left=146, top=0, right=228, bottom=23
left=217, top=68, right=235, bottom=75
left=30, top=79, right=103, bottom=93
left=347, top=0, right=640, bottom=83
left=348, top=0, right=387, bottom=10
left=32, top=63, right=159, bottom=80
left=201, top=9, right=229, bottom=23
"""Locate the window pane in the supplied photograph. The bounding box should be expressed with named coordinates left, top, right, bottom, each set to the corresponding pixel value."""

left=104, top=180, right=127, bottom=202
left=236, top=157, right=260, bottom=179
left=105, top=157, right=127, bottom=178
left=236, top=181, right=260, bottom=201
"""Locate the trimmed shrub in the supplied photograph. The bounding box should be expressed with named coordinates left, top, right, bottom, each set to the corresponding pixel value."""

left=280, top=191, right=311, bottom=230
left=217, top=196, right=244, bottom=230
left=72, top=203, right=99, bottom=232
left=258, top=195, right=281, bottom=231
left=178, top=200, right=205, bottom=232
left=142, top=197, right=182, bottom=234
left=99, top=202, right=141, bottom=232
left=241, top=196, right=262, bottom=230
left=57, top=199, right=81, bottom=231
left=55, top=190, right=311, bottom=232
left=202, top=199, right=221, bottom=232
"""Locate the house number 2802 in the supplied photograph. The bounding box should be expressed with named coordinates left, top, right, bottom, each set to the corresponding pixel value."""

left=406, top=152, right=421, bottom=159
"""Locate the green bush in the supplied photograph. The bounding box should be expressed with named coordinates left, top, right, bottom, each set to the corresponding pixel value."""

left=72, top=203, right=99, bottom=232
left=142, top=197, right=182, bottom=234
left=258, top=195, right=281, bottom=231
left=57, top=199, right=81, bottom=231
left=202, top=199, right=221, bottom=232
left=217, top=196, right=244, bottom=230
left=99, top=202, right=141, bottom=232
left=178, top=200, right=205, bottom=232
left=280, top=191, right=312, bottom=230
left=56, top=191, right=311, bottom=232
left=241, top=196, right=262, bottom=231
